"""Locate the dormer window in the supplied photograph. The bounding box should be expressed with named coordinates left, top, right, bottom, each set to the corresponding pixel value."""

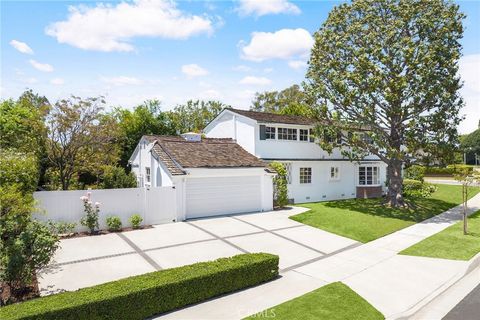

left=265, top=126, right=276, bottom=139
left=278, top=128, right=297, bottom=140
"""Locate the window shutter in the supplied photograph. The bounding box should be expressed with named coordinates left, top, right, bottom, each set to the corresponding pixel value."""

left=259, top=125, right=266, bottom=140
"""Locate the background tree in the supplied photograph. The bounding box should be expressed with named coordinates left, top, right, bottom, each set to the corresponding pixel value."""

left=45, top=96, right=119, bottom=190
left=114, top=100, right=174, bottom=168
left=251, top=84, right=312, bottom=116
left=460, top=128, right=480, bottom=164
left=305, top=0, right=464, bottom=207
left=167, top=100, right=228, bottom=134
left=99, top=165, right=137, bottom=189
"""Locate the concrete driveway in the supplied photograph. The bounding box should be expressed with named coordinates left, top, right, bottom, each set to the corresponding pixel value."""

left=38, top=207, right=358, bottom=295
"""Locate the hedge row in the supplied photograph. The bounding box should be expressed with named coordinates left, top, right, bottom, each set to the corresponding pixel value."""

left=424, top=165, right=474, bottom=176
left=0, top=253, right=279, bottom=320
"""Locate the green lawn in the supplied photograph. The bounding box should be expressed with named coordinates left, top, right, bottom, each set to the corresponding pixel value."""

left=243, top=282, right=384, bottom=320
left=290, top=184, right=480, bottom=243
left=400, top=210, right=480, bottom=260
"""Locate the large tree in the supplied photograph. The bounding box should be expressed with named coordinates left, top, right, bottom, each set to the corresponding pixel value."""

left=45, top=96, right=119, bottom=190
left=114, top=100, right=174, bottom=168
left=305, top=0, right=464, bottom=207
left=166, top=100, right=228, bottom=134
left=251, top=84, right=312, bottom=116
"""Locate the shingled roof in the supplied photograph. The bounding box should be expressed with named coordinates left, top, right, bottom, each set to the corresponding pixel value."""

left=144, top=135, right=267, bottom=175
left=227, top=108, right=315, bottom=125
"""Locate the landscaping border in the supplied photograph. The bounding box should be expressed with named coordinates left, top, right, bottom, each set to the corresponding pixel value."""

left=0, top=253, right=279, bottom=320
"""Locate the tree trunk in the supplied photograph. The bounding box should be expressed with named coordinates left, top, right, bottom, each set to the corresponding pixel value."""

left=386, top=159, right=405, bottom=207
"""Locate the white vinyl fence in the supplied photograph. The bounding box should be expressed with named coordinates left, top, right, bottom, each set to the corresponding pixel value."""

left=34, top=187, right=177, bottom=232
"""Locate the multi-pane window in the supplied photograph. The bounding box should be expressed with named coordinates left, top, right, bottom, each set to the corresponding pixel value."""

left=265, top=126, right=276, bottom=139
left=300, top=167, right=312, bottom=184
left=283, top=163, right=292, bottom=184
left=358, top=166, right=379, bottom=185
left=278, top=128, right=297, bottom=140
left=299, top=129, right=309, bottom=141
left=330, top=167, right=339, bottom=180
left=145, top=167, right=151, bottom=183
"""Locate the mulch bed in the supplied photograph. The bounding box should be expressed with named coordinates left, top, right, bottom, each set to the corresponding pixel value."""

left=1, top=275, right=40, bottom=306
left=59, top=225, right=153, bottom=239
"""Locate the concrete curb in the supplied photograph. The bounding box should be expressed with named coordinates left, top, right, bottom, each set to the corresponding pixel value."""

left=391, top=252, right=480, bottom=320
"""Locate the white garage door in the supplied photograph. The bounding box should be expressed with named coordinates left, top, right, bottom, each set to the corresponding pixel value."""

left=186, top=176, right=262, bottom=219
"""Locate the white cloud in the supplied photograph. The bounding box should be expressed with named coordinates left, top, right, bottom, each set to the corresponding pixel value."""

left=50, top=78, right=65, bottom=85
left=101, top=76, right=143, bottom=86
left=239, top=76, right=271, bottom=86
left=288, top=60, right=308, bottom=70
left=237, top=0, right=300, bottom=16
left=232, top=65, right=252, bottom=72
left=241, top=28, right=313, bottom=62
left=458, top=54, right=480, bottom=134
left=45, top=0, right=214, bottom=52
left=199, top=89, right=222, bottom=100
left=29, top=59, right=54, bottom=72
left=22, top=77, right=38, bottom=84
left=182, top=64, right=209, bottom=78
left=10, top=40, right=34, bottom=54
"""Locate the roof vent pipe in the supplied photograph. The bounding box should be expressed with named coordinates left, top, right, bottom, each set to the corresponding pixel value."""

left=181, top=132, right=202, bottom=142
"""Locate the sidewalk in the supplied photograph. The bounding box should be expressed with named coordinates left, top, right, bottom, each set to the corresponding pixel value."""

left=156, top=193, right=480, bottom=320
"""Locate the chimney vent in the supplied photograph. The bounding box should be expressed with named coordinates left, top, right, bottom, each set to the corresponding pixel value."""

left=181, top=132, right=202, bottom=142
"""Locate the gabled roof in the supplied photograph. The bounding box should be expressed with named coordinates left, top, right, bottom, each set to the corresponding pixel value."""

left=143, top=135, right=267, bottom=176
left=226, top=108, right=315, bottom=125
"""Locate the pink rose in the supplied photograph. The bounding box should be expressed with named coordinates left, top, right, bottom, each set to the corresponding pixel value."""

left=95, top=202, right=101, bottom=207
left=80, top=196, right=88, bottom=201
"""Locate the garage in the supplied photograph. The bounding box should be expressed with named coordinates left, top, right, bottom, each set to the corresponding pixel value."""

left=185, top=176, right=262, bottom=219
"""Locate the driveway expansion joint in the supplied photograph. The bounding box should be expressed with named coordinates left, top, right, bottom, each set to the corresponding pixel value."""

left=186, top=222, right=250, bottom=254
left=116, top=233, right=163, bottom=270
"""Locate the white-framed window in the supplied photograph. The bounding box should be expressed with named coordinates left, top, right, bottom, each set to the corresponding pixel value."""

left=330, top=166, right=340, bottom=180
left=358, top=166, right=379, bottom=185
left=145, top=167, right=151, bottom=184
left=300, top=167, right=312, bottom=184
left=299, top=129, right=309, bottom=141
left=278, top=128, right=297, bottom=140
left=283, top=163, right=292, bottom=184
left=265, top=126, right=276, bottom=139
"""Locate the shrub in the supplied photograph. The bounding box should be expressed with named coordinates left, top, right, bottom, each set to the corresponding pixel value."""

left=269, top=162, right=288, bottom=208
left=0, top=150, right=39, bottom=194
left=0, top=253, right=279, bottom=320
left=100, top=166, right=137, bottom=189
left=79, top=192, right=100, bottom=234
left=106, top=216, right=122, bottom=232
left=46, top=221, right=77, bottom=235
left=129, top=214, right=143, bottom=229
left=0, top=186, right=59, bottom=305
left=404, top=165, right=426, bottom=182
left=403, top=179, right=437, bottom=198
left=425, top=165, right=474, bottom=176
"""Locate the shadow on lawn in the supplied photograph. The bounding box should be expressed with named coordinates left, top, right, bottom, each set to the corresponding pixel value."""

left=320, top=197, right=458, bottom=222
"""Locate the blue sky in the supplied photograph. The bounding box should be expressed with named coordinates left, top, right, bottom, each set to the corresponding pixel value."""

left=1, top=0, right=479, bottom=133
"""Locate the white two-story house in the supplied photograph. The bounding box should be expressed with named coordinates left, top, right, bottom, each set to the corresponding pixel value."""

left=204, top=108, right=387, bottom=203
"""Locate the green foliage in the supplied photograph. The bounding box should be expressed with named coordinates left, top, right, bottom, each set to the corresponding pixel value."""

left=129, top=214, right=143, bottom=229
left=402, top=179, right=437, bottom=198
left=79, top=193, right=100, bottom=234
left=305, top=0, right=465, bottom=205
left=251, top=85, right=312, bottom=116
left=46, top=221, right=77, bottom=235
left=0, top=253, right=279, bottom=320
left=424, top=165, right=474, bottom=176
left=460, top=128, right=480, bottom=154
left=100, top=165, right=137, bottom=189
left=0, top=186, right=59, bottom=304
left=46, top=96, right=120, bottom=190
left=0, top=150, right=39, bottom=194
left=404, top=165, right=426, bottom=182
left=269, top=162, right=289, bottom=208
left=244, top=282, right=384, bottom=320
left=166, top=100, right=228, bottom=134
left=106, top=216, right=122, bottom=232
left=113, top=100, right=175, bottom=168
